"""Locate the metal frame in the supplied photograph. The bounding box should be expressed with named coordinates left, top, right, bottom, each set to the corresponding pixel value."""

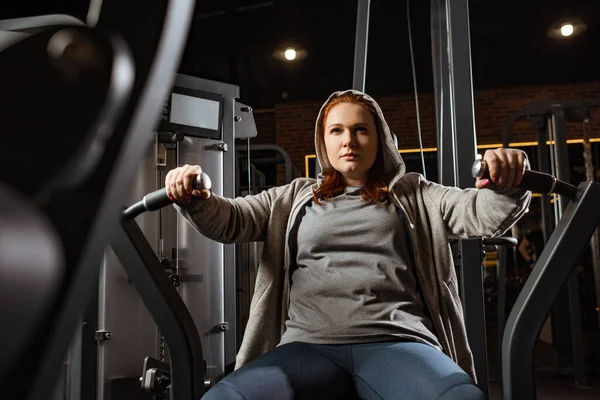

left=481, top=237, right=517, bottom=380
left=353, top=0, right=370, bottom=91
left=503, top=181, right=600, bottom=398
left=237, top=143, right=293, bottom=184
left=550, top=107, right=587, bottom=388
left=479, top=237, right=518, bottom=377
left=95, top=141, right=165, bottom=400
left=496, top=245, right=507, bottom=377
left=173, top=75, right=241, bottom=371
left=501, top=100, right=600, bottom=390
left=111, top=217, right=205, bottom=399
left=431, top=0, right=455, bottom=187
left=431, top=0, right=488, bottom=394
left=77, top=279, right=99, bottom=400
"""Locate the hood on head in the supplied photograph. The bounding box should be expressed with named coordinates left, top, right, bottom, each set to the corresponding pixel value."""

left=314, top=89, right=405, bottom=183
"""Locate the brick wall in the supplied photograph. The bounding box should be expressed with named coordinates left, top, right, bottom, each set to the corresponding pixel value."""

left=253, top=81, right=600, bottom=182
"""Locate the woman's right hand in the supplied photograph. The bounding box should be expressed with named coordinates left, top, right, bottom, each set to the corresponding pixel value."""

left=165, top=164, right=212, bottom=204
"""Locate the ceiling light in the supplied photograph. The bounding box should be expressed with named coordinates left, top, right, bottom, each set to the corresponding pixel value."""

left=547, top=18, right=587, bottom=39
left=560, top=24, right=574, bottom=36
left=273, top=43, right=308, bottom=62
left=284, top=48, right=297, bottom=60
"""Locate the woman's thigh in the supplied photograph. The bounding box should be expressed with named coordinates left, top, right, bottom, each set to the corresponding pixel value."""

left=202, top=342, right=356, bottom=400
left=350, top=341, right=485, bottom=400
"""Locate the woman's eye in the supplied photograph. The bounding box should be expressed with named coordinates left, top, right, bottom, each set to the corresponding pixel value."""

left=331, top=128, right=341, bottom=134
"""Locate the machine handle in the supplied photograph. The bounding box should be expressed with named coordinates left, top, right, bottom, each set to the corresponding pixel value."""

left=471, top=159, right=578, bottom=200
left=123, top=172, right=211, bottom=220
left=482, top=237, right=518, bottom=247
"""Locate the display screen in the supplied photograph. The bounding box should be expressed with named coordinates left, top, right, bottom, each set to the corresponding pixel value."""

left=170, top=93, right=220, bottom=130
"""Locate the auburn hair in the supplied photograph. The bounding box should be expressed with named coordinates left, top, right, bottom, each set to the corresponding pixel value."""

left=313, top=92, right=389, bottom=205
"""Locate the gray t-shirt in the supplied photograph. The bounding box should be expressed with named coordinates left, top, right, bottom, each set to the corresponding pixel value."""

left=279, top=186, right=441, bottom=350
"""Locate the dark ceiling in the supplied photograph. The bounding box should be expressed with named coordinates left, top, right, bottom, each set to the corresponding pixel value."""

left=183, top=0, right=600, bottom=108
left=3, top=0, right=599, bottom=109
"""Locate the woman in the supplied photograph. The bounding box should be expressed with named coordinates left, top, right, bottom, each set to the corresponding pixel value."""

left=167, top=90, right=531, bottom=399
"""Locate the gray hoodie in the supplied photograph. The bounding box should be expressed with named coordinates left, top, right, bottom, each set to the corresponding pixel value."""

left=176, top=89, right=531, bottom=382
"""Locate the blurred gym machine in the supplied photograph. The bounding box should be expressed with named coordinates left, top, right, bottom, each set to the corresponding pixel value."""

left=0, top=1, right=196, bottom=398
left=502, top=98, right=600, bottom=390
left=472, top=159, right=600, bottom=399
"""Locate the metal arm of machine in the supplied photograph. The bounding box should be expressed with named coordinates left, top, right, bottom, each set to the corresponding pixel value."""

left=502, top=181, right=600, bottom=399
left=472, top=159, right=600, bottom=398
left=113, top=172, right=214, bottom=398
left=237, top=143, right=294, bottom=184
left=501, top=110, right=531, bottom=148
left=111, top=214, right=206, bottom=399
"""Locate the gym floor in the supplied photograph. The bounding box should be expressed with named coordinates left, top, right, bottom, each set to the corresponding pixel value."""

left=486, top=326, right=600, bottom=399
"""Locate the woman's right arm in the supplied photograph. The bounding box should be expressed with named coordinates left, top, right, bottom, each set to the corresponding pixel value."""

left=166, top=165, right=288, bottom=243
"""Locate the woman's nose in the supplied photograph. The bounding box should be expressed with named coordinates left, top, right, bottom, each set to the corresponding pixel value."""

left=342, top=130, right=356, bottom=147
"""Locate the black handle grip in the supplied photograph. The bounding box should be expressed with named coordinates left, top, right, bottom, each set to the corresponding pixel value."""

left=144, top=172, right=211, bottom=211
left=123, top=172, right=212, bottom=220
left=471, top=159, right=578, bottom=199
left=482, top=237, right=518, bottom=247
left=142, top=188, right=176, bottom=211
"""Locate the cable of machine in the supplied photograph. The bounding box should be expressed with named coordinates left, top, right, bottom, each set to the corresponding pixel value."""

left=406, top=0, right=427, bottom=179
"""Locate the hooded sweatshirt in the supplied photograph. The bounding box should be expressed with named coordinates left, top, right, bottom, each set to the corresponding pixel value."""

left=278, top=182, right=442, bottom=349
left=175, top=89, right=531, bottom=382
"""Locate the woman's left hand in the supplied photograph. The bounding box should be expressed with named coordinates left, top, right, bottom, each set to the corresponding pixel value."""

left=475, top=148, right=529, bottom=190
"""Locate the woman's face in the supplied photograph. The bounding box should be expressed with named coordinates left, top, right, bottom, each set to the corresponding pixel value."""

left=323, top=102, right=378, bottom=186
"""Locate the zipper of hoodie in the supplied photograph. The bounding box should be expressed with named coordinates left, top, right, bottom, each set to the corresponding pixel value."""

left=392, top=192, right=445, bottom=353
left=284, top=190, right=314, bottom=271
left=390, top=190, right=417, bottom=263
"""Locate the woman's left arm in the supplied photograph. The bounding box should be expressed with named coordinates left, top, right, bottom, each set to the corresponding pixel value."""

left=423, top=148, right=532, bottom=238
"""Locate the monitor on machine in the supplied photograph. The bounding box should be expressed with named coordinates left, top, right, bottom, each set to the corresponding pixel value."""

left=159, top=86, right=223, bottom=140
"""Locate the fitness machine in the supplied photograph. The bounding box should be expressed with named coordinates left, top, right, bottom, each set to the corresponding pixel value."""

left=0, top=2, right=196, bottom=398
left=91, top=75, right=257, bottom=399
left=107, top=172, right=212, bottom=399
left=502, top=98, right=600, bottom=389
left=473, top=159, right=600, bottom=399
